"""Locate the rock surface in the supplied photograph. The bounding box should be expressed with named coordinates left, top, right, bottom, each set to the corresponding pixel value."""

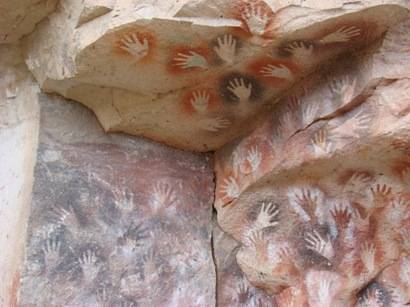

left=23, top=0, right=410, bottom=151
left=0, top=0, right=58, bottom=44
left=214, top=17, right=410, bottom=305
left=0, top=44, right=40, bottom=306
left=0, top=1, right=410, bottom=306
left=18, top=94, right=216, bottom=306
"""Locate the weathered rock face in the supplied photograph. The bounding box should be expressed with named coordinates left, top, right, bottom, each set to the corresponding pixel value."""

left=0, top=0, right=58, bottom=44
left=23, top=0, right=409, bottom=151
left=18, top=94, right=216, bottom=306
left=214, top=17, right=410, bottom=305
left=0, top=44, right=40, bottom=306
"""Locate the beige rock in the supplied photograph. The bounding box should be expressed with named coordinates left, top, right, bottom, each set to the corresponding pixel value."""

left=0, top=44, right=40, bottom=306
left=23, top=0, right=409, bottom=151
left=0, top=0, right=58, bottom=44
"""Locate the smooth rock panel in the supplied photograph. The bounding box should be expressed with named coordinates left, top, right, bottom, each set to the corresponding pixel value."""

left=18, top=94, right=216, bottom=306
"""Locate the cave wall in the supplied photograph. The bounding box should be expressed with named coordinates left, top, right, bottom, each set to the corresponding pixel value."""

left=0, top=0, right=410, bottom=306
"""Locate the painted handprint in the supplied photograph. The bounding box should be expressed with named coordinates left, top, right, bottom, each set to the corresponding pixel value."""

left=119, top=33, right=149, bottom=60
left=317, top=277, right=333, bottom=306
left=120, top=274, right=145, bottom=298
left=54, top=205, right=80, bottom=230
left=254, top=201, right=280, bottom=230
left=334, top=110, right=371, bottom=139
left=260, top=64, right=293, bottom=80
left=352, top=208, right=370, bottom=232
left=79, top=250, right=101, bottom=284
left=370, top=183, right=392, bottom=206
left=386, top=197, right=410, bottom=225
left=358, top=287, right=384, bottom=306
left=233, top=281, right=252, bottom=304
left=343, top=172, right=371, bottom=194
left=174, top=51, right=208, bottom=69
left=330, top=76, right=357, bottom=106
left=214, top=34, right=237, bottom=64
left=304, top=230, right=334, bottom=260
left=320, top=26, right=361, bottom=44
left=227, top=78, right=252, bottom=102
left=296, top=188, right=322, bottom=210
left=151, top=181, right=176, bottom=210
left=284, top=41, right=314, bottom=61
left=198, top=117, right=230, bottom=132
left=190, top=90, right=210, bottom=113
left=220, top=176, right=240, bottom=202
left=246, top=230, right=266, bottom=252
left=330, top=203, right=352, bottom=229
left=360, top=242, right=376, bottom=273
left=241, top=2, right=271, bottom=36
left=42, top=237, right=61, bottom=270
left=246, top=146, right=262, bottom=172
left=119, top=236, right=139, bottom=259
left=113, top=188, right=135, bottom=212
left=311, top=128, right=332, bottom=156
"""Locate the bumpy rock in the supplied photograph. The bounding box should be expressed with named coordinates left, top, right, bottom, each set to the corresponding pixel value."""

left=18, top=94, right=216, bottom=306
left=214, top=17, right=410, bottom=305
left=0, top=0, right=58, bottom=44
left=23, top=0, right=409, bottom=151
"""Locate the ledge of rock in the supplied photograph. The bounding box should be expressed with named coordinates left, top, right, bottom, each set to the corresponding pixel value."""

left=23, top=0, right=409, bottom=151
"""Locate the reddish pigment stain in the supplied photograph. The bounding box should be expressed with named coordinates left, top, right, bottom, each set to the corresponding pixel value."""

left=230, top=0, right=276, bottom=38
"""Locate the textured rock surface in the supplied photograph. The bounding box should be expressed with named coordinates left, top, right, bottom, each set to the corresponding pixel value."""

left=213, top=219, right=276, bottom=306
left=0, top=0, right=58, bottom=44
left=23, top=0, right=409, bottom=151
left=214, top=17, right=410, bottom=305
left=0, top=45, right=40, bottom=306
left=18, top=94, right=216, bottom=306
